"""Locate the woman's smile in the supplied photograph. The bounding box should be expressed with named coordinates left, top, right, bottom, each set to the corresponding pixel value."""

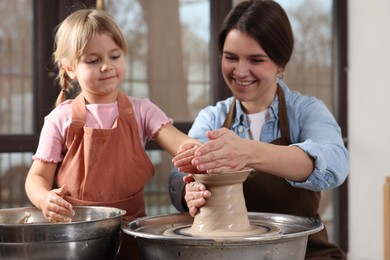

left=234, top=79, right=257, bottom=87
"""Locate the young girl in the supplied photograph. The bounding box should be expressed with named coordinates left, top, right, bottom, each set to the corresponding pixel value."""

left=25, top=9, right=199, bottom=259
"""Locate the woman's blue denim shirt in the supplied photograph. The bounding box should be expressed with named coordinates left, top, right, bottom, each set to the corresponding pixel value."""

left=187, top=81, right=350, bottom=191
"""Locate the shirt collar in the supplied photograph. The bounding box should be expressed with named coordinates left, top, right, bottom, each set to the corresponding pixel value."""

left=234, top=81, right=290, bottom=125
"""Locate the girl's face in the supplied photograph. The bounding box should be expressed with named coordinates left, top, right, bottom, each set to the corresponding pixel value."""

left=221, top=29, right=281, bottom=114
left=66, top=33, right=125, bottom=103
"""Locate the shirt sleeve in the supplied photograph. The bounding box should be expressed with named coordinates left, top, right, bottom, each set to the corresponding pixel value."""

left=285, top=95, right=350, bottom=191
left=130, top=97, right=173, bottom=144
left=32, top=102, right=72, bottom=163
left=168, top=166, right=188, bottom=212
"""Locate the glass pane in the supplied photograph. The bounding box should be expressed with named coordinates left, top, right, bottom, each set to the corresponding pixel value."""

left=105, top=0, right=210, bottom=122
left=0, top=0, right=33, bottom=134
left=103, top=0, right=211, bottom=215
left=0, top=152, right=33, bottom=208
left=145, top=151, right=178, bottom=215
left=276, top=0, right=334, bottom=112
left=276, top=0, right=336, bottom=243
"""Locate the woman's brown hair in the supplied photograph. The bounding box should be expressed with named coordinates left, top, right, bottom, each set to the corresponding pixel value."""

left=218, top=0, right=294, bottom=68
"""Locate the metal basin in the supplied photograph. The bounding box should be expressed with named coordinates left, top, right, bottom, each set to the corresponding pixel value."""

left=0, top=206, right=126, bottom=260
left=123, top=212, right=323, bottom=260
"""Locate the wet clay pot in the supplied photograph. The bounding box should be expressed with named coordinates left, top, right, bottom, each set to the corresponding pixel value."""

left=187, top=167, right=254, bottom=236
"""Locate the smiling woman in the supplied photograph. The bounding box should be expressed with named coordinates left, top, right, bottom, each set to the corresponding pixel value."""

left=169, top=1, right=348, bottom=259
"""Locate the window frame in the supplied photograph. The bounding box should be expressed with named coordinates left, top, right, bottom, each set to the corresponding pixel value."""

left=0, top=0, right=348, bottom=252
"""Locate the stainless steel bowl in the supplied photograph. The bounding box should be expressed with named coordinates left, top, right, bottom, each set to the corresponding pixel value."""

left=0, top=206, right=126, bottom=260
left=123, top=212, right=323, bottom=260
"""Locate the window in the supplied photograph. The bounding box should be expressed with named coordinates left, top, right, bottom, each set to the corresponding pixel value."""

left=106, top=0, right=211, bottom=121
left=0, top=0, right=33, bottom=208
left=0, top=0, right=33, bottom=135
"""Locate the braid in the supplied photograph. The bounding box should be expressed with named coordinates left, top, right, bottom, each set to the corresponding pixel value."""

left=54, top=68, right=72, bottom=106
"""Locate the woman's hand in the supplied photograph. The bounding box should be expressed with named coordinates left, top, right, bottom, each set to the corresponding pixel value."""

left=191, top=128, right=250, bottom=174
left=183, top=174, right=211, bottom=217
left=41, top=184, right=75, bottom=223
left=172, top=142, right=204, bottom=173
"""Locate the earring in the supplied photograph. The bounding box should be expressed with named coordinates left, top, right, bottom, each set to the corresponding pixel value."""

left=276, top=70, right=284, bottom=80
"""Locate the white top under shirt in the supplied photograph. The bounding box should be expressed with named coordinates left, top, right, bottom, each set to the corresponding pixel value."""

left=247, top=110, right=267, bottom=141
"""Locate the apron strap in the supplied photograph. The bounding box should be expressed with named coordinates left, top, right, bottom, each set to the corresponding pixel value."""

left=71, top=93, right=87, bottom=126
left=65, top=94, right=87, bottom=149
left=222, top=97, right=236, bottom=129
left=117, top=91, right=134, bottom=118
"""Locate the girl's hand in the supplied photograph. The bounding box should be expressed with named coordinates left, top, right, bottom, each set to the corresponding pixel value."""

left=172, top=142, right=203, bottom=173
left=183, top=174, right=211, bottom=217
left=41, top=184, right=75, bottom=223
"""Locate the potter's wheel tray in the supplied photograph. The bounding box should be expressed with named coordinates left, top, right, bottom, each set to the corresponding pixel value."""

left=123, top=212, right=323, bottom=259
left=123, top=212, right=323, bottom=243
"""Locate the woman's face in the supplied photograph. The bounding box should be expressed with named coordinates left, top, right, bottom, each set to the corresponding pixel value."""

left=66, top=33, right=126, bottom=103
left=221, top=29, right=281, bottom=113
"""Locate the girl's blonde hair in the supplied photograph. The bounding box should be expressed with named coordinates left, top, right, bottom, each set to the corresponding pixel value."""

left=53, top=9, right=127, bottom=106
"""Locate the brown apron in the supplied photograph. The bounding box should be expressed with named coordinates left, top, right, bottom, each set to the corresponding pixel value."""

left=56, top=91, right=154, bottom=260
left=222, top=85, right=345, bottom=259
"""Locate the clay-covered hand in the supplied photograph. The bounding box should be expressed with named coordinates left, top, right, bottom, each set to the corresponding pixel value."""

left=192, top=128, right=250, bottom=174
left=172, top=142, right=204, bottom=173
left=183, top=174, right=211, bottom=217
left=41, top=184, right=75, bottom=223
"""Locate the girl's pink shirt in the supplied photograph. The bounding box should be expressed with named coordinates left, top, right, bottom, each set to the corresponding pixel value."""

left=33, top=96, right=173, bottom=163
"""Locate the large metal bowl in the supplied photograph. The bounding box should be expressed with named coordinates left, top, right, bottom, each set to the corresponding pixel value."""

left=0, top=206, right=126, bottom=260
left=123, top=212, right=323, bottom=260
